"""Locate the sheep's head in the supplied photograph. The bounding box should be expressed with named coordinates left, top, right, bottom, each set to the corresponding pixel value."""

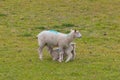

left=71, top=29, right=82, bottom=38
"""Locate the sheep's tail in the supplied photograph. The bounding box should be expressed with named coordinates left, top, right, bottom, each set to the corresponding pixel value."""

left=37, top=33, right=41, bottom=38
left=37, top=34, right=42, bottom=46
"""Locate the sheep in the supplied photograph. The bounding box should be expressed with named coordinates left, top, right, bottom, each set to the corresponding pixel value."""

left=37, top=29, right=82, bottom=62
left=50, top=42, right=76, bottom=62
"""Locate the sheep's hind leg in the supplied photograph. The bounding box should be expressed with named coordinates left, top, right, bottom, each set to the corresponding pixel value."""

left=58, top=49, right=64, bottom=62
left=65, top=51, right=73, bottom=63
left=71, top=50, right=76, bottom=60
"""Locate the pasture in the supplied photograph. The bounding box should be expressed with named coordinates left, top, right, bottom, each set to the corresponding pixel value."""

left=0, top=0, right=120, bottom=80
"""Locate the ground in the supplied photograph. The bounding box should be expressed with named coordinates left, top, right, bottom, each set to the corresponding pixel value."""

left=0, top=0, right=120, bottom=80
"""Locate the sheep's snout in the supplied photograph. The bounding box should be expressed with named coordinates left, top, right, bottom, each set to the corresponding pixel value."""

left=77, top=33, right=82, bottom=38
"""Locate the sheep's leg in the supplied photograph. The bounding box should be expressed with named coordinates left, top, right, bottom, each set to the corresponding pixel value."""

left=46, top=46, right=54, bottom=58
left=58, top=51, right=64, bottom=62
left=71, top=50, right=76, bottom=60
left=72, top=44, right=76, bottom=60
left=58, top=48, right=64, bottom=62
left=65, top=50, right=73, bottom=63
left=47, top=46, right=53, bottom=55
left=38, top=44, right=45, bottom=60
left=71, top=52, right=75, bottom=60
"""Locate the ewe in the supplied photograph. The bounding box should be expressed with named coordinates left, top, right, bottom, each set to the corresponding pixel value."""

left=37, top=29, right=82, bottom=62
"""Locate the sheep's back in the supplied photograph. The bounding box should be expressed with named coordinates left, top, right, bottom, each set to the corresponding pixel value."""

left=37, top=30, right=68, bottom=46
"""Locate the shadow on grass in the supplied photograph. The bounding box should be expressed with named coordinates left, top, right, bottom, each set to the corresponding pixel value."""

left=0, top=13, right=7, bottom=17
left=18, top=32, right=32, bottom=37
left=34, top=23, right=79, bottom=34
left=34, top=26, right=46, bottom=30
left=53, top=23, right=76, bottom=29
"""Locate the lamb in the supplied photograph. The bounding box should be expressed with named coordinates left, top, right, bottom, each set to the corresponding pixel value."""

left=37, top=29, right=82, bottom=62
left=51, top=42, right=76, bottom=62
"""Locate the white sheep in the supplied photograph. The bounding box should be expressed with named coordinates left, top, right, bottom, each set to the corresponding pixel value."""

left=51, top=42, right=76, bottom=62
left=37, top=29, right=82, bottom=62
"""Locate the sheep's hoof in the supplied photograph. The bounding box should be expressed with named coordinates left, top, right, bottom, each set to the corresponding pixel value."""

left=58, top=59, right=62, bottom=62
left=65, top=60, right=70, bottom=63
left=39, top=57, right=43, bottom=61
left=53, top=58, right=57, bottom=61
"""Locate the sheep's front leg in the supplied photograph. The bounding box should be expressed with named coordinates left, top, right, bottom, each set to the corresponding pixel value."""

left=65, top=51, right=72, bottom=62
left=46, top=46, right=53, bottom=55
left=38, top=45, right=45, bottom=60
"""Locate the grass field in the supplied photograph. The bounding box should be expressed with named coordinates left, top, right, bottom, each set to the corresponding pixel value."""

left=0, top=0, right=120, bottom=80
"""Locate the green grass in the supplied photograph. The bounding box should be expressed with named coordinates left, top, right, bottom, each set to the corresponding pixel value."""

left=0, top=0, right=120, bottom=80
